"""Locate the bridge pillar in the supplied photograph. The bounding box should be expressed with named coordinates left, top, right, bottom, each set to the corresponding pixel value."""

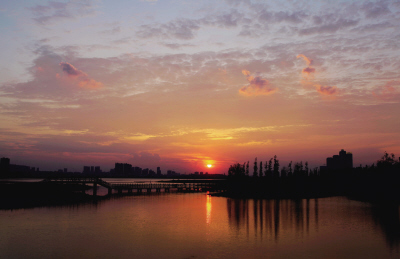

left=128, top=189, right=132, bottom=193
left=147, top=188, right=151, bottom=193
left=118, top=188, right=122, bottom=194
left=137, top=189, right=142, bottom=193
left=93, top=182, right=97, bottom=196
left=156, top=188, right=160, bottom=193
left=82, top=183, right=86, bottom=194
left=165, top=188, right=170, bottom=192
left=108, top=188, right=112, bottom=195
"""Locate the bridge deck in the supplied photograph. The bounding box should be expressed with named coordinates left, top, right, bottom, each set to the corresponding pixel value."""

left=43, top=178, right=225, bottom=192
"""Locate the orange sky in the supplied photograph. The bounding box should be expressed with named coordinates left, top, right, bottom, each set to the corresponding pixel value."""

left=1, top=0, right=400, bottom=173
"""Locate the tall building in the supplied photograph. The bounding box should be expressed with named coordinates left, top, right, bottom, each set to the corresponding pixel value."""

left=157, top=167, right=161, bottom=176
left=115, top=163, right=132, bottom=174
left=83, top=166, right=90, bottom=173
left=0, top=157, right=10, bottom=173
left=326, top=149, right=353, bottom=170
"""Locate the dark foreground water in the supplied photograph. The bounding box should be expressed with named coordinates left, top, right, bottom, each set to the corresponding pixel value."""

left=1, top=194, right=399, bottom=259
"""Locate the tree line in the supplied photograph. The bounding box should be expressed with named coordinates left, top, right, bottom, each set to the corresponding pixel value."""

left=228, top=155, right=317, bottom=179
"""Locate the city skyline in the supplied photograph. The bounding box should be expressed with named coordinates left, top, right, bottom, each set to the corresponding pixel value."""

left=1, top=0, right=400, bottom=172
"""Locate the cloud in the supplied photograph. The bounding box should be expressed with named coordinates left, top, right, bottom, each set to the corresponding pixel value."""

left=78, top=79, right=103, bottom=89
left=362, top=1, right=391, bottom=19
left=302, top=67, right=315, bottom=75
left=162, top=43, right=195, bottom=49
left=29, top=0, right=97, bottom=25
left=59, top=62, right=102, bottom=89
left=60, top=62, right=87, bottom=77
left=297, top=54, right=313, bottom=66
left=297, top=55, right=337, bottom=96
left=239, top=70, right=276, bottom=96
left=372, top=80, right=400, bottom=100
left=136, top=19, right=200, bottom=40
left=257, top=10, right=307, bottom=24
left=315, top=85, right=337, bottom=95
left=297, top=54, right=315, bottom=77
left=298, top=18, right=358, bottom=36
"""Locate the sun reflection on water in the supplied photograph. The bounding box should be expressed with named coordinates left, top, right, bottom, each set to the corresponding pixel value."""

left=206, top=194, right=212, bottom=225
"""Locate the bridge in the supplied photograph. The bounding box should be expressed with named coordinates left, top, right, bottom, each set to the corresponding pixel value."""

left=43, top=178, right=226, bottom=196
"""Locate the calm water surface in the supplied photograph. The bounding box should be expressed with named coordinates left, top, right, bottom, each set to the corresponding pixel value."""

left=1, top=193, right=399, bottom=259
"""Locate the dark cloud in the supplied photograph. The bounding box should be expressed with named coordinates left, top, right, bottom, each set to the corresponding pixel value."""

left=303, top=67, right=315, bottom=75
left=60, top=62, right=86, bottom=77
left=59, top=62, right=102, bottom=89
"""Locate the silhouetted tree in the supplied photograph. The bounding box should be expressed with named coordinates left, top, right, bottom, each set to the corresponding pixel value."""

left=377, top=151, right=396, bottom=168
left=246, top=161, right=249, bottom=176
left=267, top=158, right=273, bottom=177
left=273, top=155, right=279, bottom=178
left=305, top=161, right=309, bottom=177
left=259, top=161, right=263, bottom=177
left=281, top=167, right=287, bottom=178
left=288, top=161, right=293, bottom=177
left=264, top=160, right=268, bottom=177
left=228, top=163, right=245, bottom=178
left=253, top=157, right=258, bottom=177
left=294, top=161, right=303, bottom=176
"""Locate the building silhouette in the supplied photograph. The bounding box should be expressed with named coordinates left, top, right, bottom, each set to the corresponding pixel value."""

left=1, top=157, right=10, bottom=173
left=326, top=149, right=353, bottom=170
left=115, top=163, right=132, bottom=174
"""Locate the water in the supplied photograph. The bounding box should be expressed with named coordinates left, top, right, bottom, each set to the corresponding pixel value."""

left=0, top=194, right=399, bottom=258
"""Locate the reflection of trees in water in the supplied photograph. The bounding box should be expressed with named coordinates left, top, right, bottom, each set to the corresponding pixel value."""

left=227, top=198, right=319, bottom=240
left=371, top=204, right=400, bottom=250
left=227, top=198, right=400, bottom=249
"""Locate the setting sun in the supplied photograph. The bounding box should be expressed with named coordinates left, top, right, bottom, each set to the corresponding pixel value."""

left=207, top=164, right=212, bottom=168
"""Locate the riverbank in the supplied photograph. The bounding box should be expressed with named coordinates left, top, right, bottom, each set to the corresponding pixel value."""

left=0, top=181, right=96, bottom=210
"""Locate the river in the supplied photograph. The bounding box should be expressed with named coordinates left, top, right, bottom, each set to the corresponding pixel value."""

left=0, top=181, right=399, bottom=258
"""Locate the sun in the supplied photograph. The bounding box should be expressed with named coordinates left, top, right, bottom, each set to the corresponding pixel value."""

left=207, top=164, right=212, bottom=168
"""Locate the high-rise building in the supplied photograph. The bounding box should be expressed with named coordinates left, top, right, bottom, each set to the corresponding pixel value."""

left=157, top=167, right=161, bottom=176
left=115, top=163, right=132, bottom=174
left=326, top=149, right=353, bottom=169
left=0, top=157, right=10, bottom=173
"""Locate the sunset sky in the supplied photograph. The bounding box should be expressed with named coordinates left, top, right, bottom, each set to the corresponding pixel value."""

left=1, top=0, right=400, bottom=173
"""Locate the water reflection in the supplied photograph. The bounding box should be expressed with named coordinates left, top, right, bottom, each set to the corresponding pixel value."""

left=371, top=204, right=400, bottom=250
left=206, top=195, right=212, bottom=224
left=227, top=198, right=400, bottom=250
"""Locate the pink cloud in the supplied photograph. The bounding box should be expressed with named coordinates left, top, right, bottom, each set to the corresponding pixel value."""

left=60, top=62, right=87, bottom=77
left=372, top=80, right=400, bottom=99
left=302, top=67, right=315, bottom=75
left=239, top=69, right=276, bottom=96
left=297, top=54, right=313, bottom=66
left=59, top=62, right=102, bottom=89
left=297, top=54, right=316, bottom=78
left=315, top=85, right=337, bottom=95
left=78, top=79, right=103, bottom=89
